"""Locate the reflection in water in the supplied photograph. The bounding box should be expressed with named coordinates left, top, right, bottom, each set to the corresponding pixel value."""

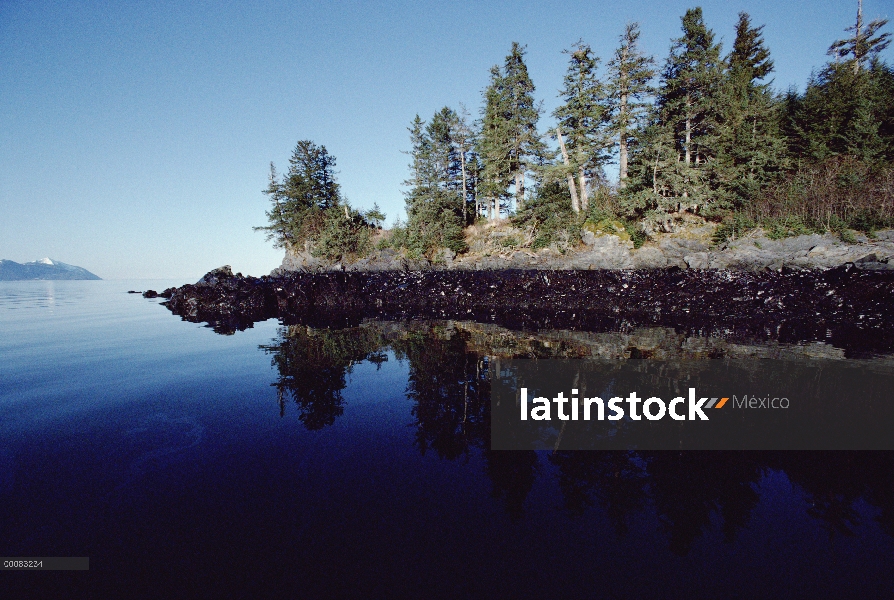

left=259, top=319, right=894, bottom=551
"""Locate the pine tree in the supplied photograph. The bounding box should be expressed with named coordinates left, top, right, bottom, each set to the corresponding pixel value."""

left=402, top=111, right=467, bottom=255
left=255, top=163, right=289, bottom=247
left=478, top=65, right=513, bottom=221
left=502, top=42, right=545, bottom=211
left=713, top=12, right=788, bottom=205
left=655, top=7, right=724, bottom=207
left=553, top=40, right=609, bottom=213
left=606, top=23, right=656, bottom=190
left=257, top=140, right=371, bottom=260
left=478, top=43, right=545, bottom=220
left=451, top=104, right=479, bottom=224
left=787, top=9, right=893, bottom=163
left=828, top=0, right=891, bottom=74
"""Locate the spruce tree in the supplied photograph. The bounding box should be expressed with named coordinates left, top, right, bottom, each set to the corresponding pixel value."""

left=502, top=42, right=545, bottom=211
left=713, top=12, right=788, bottom=206
left=655, top=7, right=724, bottom=207
left=478, top=65, right=512, bottom=221
left=402, top=111, right=467, bottom=255
left=788, top=9, right=893, bottom=163
left=478, top=43, right=544, bottom=219
left=606, top=23, right=656, bottom=190
left=553, top=40, right=609, bottom=213
left=828, top=0, right=891, bottom=74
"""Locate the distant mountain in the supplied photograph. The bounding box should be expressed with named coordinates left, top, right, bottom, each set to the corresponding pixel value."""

left=0, top=258, right=101, bottom=281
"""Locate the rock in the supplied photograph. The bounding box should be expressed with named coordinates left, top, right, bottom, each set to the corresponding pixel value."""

left=196, top=266, right=235, bottom=286
left=127, top=290, right=140, bottom=294
left=435, top=248, right=456, bottom=263
left=142, top=290, right=158, bottom=298
left=684, top=252, right=710, bottom=269
left=631, top=246, right=668, bottom=269
left=272, top=250, right=328, bottom=275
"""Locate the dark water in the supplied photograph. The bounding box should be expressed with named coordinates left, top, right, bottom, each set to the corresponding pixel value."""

left=2, top=280, right=894, bottom=599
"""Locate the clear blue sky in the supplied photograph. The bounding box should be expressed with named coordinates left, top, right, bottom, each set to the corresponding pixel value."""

left=1, top=0, right=891, bottom=279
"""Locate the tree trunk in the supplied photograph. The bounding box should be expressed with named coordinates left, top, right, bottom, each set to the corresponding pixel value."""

left=618, top=44, right=630, bottom=189
left=618, top=89, right=629, bottom=188
left=685, top=95, right=692, bottom=166
left=578, top=168, right=588, bottom=213
left=556, top=126, right=580, bottom=213
left=855, top=0, right=864, bottom=73
left=460, top=150, right=468, bottom=225
left=515, top=172, right=524, bottom=211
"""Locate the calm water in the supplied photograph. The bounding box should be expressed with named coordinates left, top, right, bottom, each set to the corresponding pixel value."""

left=2, top=280, right=893, bottom=598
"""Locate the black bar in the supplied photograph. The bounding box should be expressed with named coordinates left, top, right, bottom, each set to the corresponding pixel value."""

left=1, top=558, right=89, bottom=571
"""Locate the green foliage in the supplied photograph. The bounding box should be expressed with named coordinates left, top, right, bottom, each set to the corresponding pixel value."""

left=552, top=40, right=610, bottom=192
left=257, top=140, right=374, bottom=260
left=763, top=215, right=816, bottom=239
left=478, top=43, right=545, bottom=218
left=606, top=23, right=657, bottom=188
left=712, top=213, right=756, bottom=245
left=312, top=206, right=372, bottom=262
left=401, top=109, right=471, bottom=257
left=512, top=181, right=579, bottom=249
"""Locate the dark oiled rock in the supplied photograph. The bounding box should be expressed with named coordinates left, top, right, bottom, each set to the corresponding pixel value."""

left=161, top=266, right=894, bottom=353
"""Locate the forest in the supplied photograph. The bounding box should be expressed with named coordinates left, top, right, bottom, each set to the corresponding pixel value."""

left=257, top=3, right=893, bottom=262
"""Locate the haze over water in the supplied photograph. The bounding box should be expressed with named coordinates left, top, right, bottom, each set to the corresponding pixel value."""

left=2, top=280, right=893, bottom=597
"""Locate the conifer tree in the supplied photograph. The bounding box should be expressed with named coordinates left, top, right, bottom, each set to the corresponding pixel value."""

left=503, top=42, right=545, bottom=211
left=606, top=23, right=656, bottom=189
left=478, top=43, right=544, bottom=219
left=553, top=41, right=609, bottom=212
left=828, top=0, right=891, bottom=74
left=787, top=7, right=893, bottom=163
left=478, top=65, right=512, bottom=221
left=713, top=12, right=787, bottom=205
left=402, top=111, right=467, bottom=255
left=655, top=7, right=724, bottom=206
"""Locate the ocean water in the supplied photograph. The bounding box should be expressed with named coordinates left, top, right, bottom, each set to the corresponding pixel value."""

left=1, top=280, right=893, bottom=598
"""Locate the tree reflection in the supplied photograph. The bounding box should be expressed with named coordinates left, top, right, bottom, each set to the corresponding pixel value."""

left=259, top=319, right=894, bottom=549
left=390, top=326, right=489, bottom=460
left=260, top=325, right=387, bottom=429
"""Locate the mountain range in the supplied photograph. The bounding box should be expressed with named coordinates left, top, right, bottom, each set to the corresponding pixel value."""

left=0, top=258, right=101, bottom=280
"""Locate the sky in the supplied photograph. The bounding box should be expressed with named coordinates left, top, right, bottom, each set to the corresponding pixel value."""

left=1, top=0, right=891, bottom=280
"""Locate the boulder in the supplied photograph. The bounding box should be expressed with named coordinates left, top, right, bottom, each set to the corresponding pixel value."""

left=631, top=246, right=668, bottom=269
left=196, top=266, right=234, bottom=286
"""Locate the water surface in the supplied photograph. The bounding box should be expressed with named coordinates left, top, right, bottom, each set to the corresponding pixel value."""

left=2, top=280, right=893, bottom=598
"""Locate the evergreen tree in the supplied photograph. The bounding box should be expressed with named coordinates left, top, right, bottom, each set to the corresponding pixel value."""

left=786, top=8, right=893, bottom=163
left=503, top=42, right=545, bottom=211
left=257, top=140, right=371, bottom=261
left=606, top=23, right=656, bottom=190
left=713, top=12, right=788, bottom=205
left=257, top=163, right=289, bottom=248
left=255, top=141, right=342, bottom=249
left=827, top=0, right=891, bottom=74
left=478, top=43, right=545, bottom=219
left=402, top=111, right=468, bottom=255
left=478, top=65, right=513, bottom=221
left=654, top=7, right=724, bottom=207
left=451, top=104, right=479, bottom=224
left=553, top=40, right=609, bottom=213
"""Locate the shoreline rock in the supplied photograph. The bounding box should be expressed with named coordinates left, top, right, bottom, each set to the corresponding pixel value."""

left=273, top=229, right=894, bottom=274
left=159, top=265, right=894, bottom=355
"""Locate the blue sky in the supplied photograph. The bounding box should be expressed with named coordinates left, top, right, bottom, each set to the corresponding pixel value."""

left=1, top=0, right=891, bottom=279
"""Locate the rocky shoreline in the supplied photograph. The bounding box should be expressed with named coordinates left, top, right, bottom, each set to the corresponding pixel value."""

left=151, top=264, right=894, bottom=356
left=275, top=229, right=894, bottom=273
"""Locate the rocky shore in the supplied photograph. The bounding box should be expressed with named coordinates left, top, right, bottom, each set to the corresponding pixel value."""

left=274, top=229, right=894, bottom=273
left=152, top=264, right=894, bottom=355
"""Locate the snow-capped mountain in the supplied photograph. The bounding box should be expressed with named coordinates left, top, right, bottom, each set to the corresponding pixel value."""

left=0, top=258, right=101, bottom=280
